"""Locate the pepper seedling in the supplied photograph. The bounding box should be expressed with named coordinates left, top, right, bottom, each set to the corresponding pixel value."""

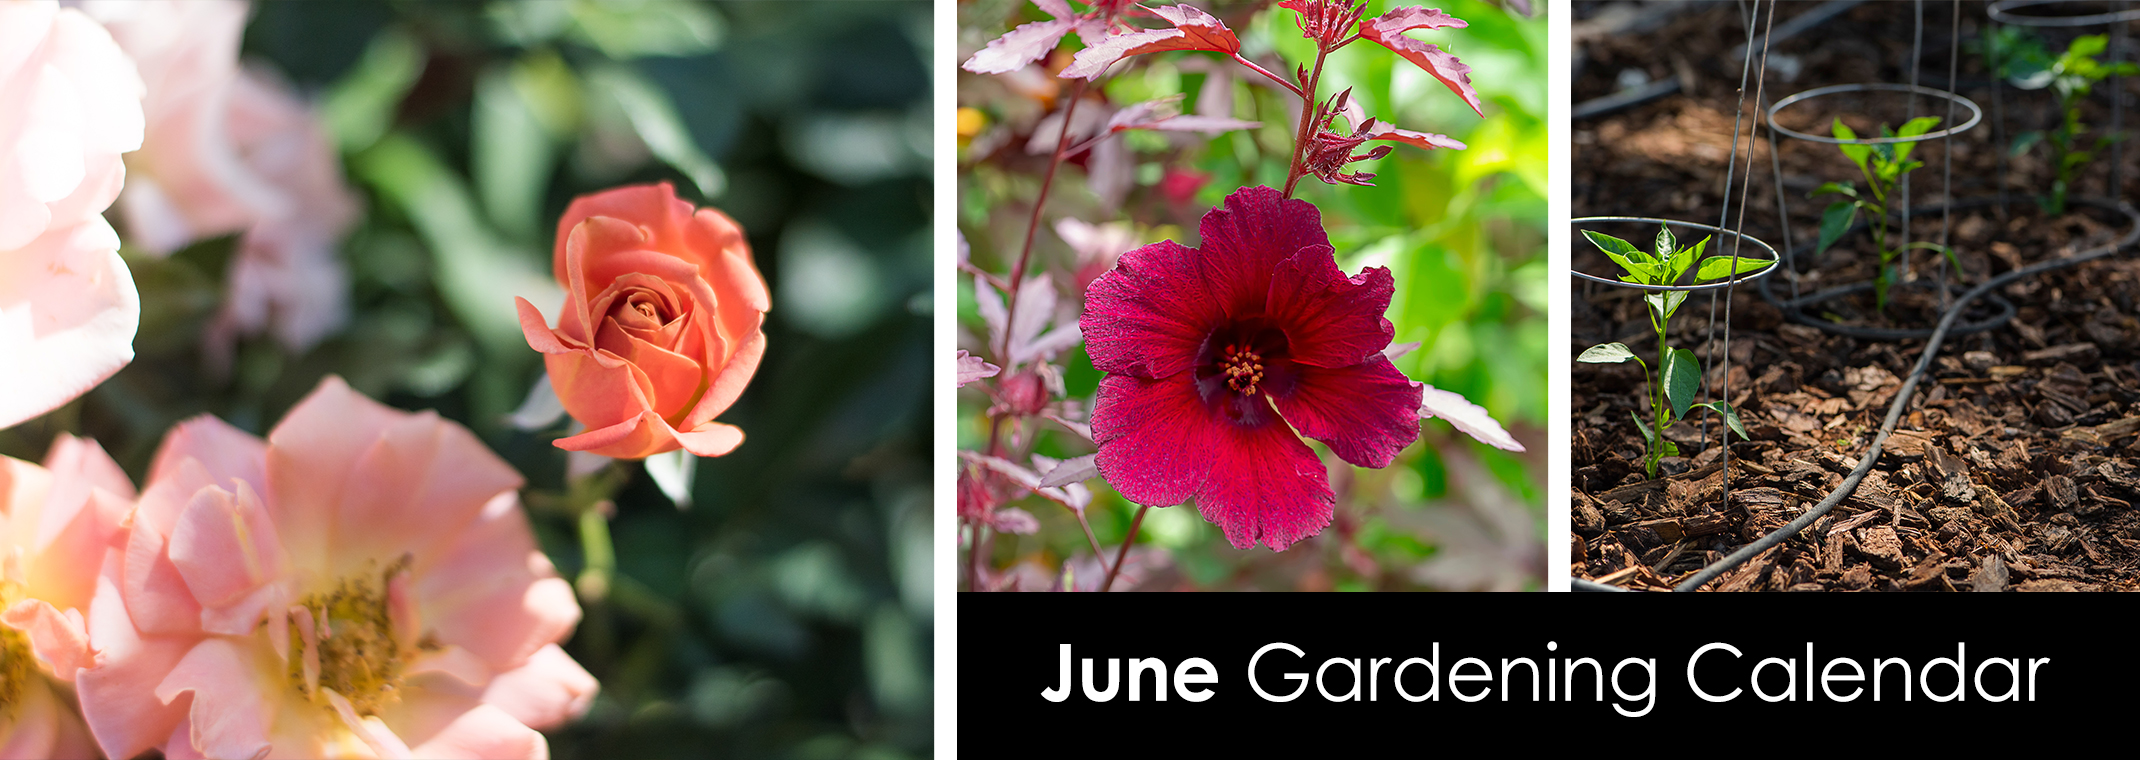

left=1578, top=224, right=1766, bottom=479
left=2008, top=34, right=2139, bottom=216
left=1810, top=116, right=1957, bottom=311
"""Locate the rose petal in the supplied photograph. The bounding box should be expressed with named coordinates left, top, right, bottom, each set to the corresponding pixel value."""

left=153, top=638, right=277, bottom=760
left=418, top=492, right=580, bottom=671
left=1, top=598, right=92, bottom=678
left=0, top=217, right=139, bottom=429
left=77, top=559, right=192, bottom=760
left=479, top=643, right=597, bottom=731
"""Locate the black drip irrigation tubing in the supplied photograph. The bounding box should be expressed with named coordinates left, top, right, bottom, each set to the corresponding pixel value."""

left=1573, top=195, right=2140, bottom=593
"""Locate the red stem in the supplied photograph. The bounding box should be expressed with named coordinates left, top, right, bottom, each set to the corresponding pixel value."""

left=1282, top=47, right=1332, bottom=198
left=1099, top=505, right=1150, bottom=592
left=1000, top=78, right=1090, bottom=365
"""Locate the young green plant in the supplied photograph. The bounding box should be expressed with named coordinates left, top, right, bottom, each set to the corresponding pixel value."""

left=1578, top=224, right=1767, bottom=479
left=2009, top=34, right=2139, bottom=216
left=1810, top=116, right=1956, bottom=311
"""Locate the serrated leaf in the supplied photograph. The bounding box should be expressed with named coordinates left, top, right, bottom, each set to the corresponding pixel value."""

left=1694, top=256, right=1775, bottom=282
left=1663, top=347, right=1700, bottom=420
left=1578, top=342, right=1637, bottom=364
left=1817, top=200, right=1858, bottom=255
left=1036, top=454, right=1098, bottom=488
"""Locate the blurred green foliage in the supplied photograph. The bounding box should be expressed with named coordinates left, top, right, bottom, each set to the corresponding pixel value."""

left=4, top=1, right=932, bottom=757
left=956, top=0, right=1545, bottom=591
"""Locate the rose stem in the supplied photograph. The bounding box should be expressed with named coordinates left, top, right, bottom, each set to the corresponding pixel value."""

left=1281, top=46, right=1333, bottom=199
left=1098, top=504, right=1150, bottom=592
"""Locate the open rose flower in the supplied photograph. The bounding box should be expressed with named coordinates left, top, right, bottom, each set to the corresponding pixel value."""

left=0, top=435, right=133, bottom=759
left=517, top=182, right=770, bottom=460
left=86, top=0, right=360, bottom=363
left=1082, top=186, right=1424, bottom=551
left=0, top=0, right=146, bottom=429
left=75, top=376, right=594, bottom=759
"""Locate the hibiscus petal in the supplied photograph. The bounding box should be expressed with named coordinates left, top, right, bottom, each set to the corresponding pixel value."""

left=1081, top=240, right=1223, bottom=379
left=1191, top=401, right=1335, bottom=551
left=1091, top=374, right=1225, bottom=509
left=1270, top=356, right=1422, bottom=469
left=479, top=643, right=597, bottom=731
left=1264, top=247, right=1394, bottom=368
left=1194, top=186, right=1334, bottom=316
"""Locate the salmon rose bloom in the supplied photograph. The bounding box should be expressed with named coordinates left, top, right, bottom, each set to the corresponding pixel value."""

left=0, top=0, right=146, bottom=429
left=517, top=182, right=770, bottom=460
left=75, top=376, right=593, bottom=760
left=0, top=435, right=133, bottom=760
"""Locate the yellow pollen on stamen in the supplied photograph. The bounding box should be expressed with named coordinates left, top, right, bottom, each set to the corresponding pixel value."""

left=0, top=581, right=30, bottom=720
left=281, top=555, right=434, bottom=717
left=1220, top=344, right=1266, bottom=396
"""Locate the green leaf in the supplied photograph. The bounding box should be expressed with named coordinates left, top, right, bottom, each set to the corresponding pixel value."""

left=1630, top=410, right=1657, bottom=446
left=1891, top=116, right=1941, bottom=164
left=1578, top=342, right=1637, bottom=364
left=1654, top=224, right=1676, bottom=261
left=1694, top=401, right=1752, bottom=441
left=2012, top=130, right=2045, bottom=156
left=1668, top=235, right=1708, bottom=285
left=587, top=63, right=726, bottom=198
left=1583, top=229, right=1655, bottom=280
left=1816, top=201, right=1859, bottom=255
left=1810, top=181, right=1858, bottom=199
left=1646, top=289, right=1687, bottom=321
left=1663, top=347, right=1700, bottom=420
left=1833, top=118, right=1870, bottom=171
left=1694, top=256, right=1775, bottom=282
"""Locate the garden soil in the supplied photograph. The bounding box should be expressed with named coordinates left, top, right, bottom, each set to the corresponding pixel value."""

left=1572, top=1, right=2140, bottom=591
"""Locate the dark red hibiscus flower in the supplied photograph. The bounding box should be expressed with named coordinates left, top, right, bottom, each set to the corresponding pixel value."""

left=1082, top=186, right=1421, bottom=551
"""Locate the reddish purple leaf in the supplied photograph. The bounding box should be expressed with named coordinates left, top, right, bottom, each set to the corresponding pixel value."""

left=1362, top=120, right=1466, bottom=151
left=1419, top=385, right=1525, bottom=451
left=1060, top=4, right=1242, bottom=79
left=963, top=18, right=1077, bottom=74
left=958, top=350, right=1001, bottom=388
left=963, top=0, right=1081, bottom=74
left=1360, top=7, right=1483, bottom=117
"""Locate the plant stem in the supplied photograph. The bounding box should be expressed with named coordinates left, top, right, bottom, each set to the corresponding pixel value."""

left=1001, top=78, right=1090, bottom=364
left=1099, top=505, right=1150, bottom=592
left=1282, top=47, right=1332, bottom=198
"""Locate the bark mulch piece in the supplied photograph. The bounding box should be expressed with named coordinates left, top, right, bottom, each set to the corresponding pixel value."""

left=1573, top=1, right=2140, bottom=591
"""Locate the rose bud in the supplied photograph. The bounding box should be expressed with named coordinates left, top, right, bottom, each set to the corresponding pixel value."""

left=516, top=183, right=770, bottom=460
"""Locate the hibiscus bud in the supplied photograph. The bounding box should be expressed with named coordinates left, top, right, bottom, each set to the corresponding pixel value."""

left=995, top=370, right=1053, bottom=418
left=517, top=183, right=771, bottom=460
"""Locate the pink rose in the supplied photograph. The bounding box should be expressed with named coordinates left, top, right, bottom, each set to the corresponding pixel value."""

left=0, top=435, right=135, bottom=760
left=0, top=0, right=146, bottom=428
left=87, top=0, right=359, bottom=360
left=75, top=376, right=594, bottom=759
left=517, top=182, right=770, bottom=460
